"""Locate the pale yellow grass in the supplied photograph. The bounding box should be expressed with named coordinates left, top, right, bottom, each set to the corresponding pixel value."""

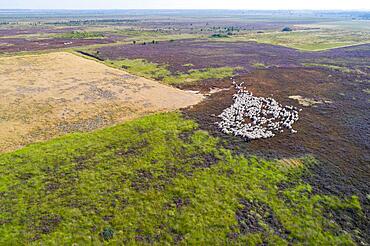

left=0, top=52, right=203, bottom=152
left=289, top=95, right=332, bottom=107
left=277, top=158, right=304, bottom=169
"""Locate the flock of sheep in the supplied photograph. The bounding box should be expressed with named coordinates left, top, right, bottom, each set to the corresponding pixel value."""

left=217, top=80, right=300, bottom=140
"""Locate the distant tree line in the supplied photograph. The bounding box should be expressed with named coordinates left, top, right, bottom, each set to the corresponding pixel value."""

left=46, top=19, right=139, bottom=26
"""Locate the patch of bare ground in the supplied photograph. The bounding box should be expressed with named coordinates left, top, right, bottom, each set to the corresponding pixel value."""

left=0, top=52, right=203, bottom=152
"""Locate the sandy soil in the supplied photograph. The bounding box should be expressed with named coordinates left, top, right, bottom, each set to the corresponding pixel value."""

left=0, top=52, right=203, bottom=153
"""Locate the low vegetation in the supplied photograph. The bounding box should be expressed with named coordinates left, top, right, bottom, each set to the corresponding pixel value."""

left=106, top=58, right=171, bottom=80
left=303, top=63, right=362, bottom=74
left=56, top=31, right=105, bottom=39
left=182, top=63, right=194, bottom=67
left=213, top=29, right=370, bottom=51
left=252, top=62, right=269, bottom=68
left=163, top=67, right=237, bottom=85
left=109, top=29, right=205, bottom=43
left=47, top=19, right=140, bottom=26
left=210, top=33, right=230, bottom=38
left=106, top=58, right=238, bottom=85
left=0, top=112, right=362, bottom=244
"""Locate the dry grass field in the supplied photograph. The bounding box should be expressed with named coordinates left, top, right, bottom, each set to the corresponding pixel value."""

left=0, top=52, right=203, bottom=152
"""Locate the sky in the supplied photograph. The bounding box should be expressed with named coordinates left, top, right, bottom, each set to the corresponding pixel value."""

left=0, top=0, right=369, bottom=10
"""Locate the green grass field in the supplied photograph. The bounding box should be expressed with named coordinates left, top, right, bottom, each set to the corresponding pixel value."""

left=56, top=31, right=105, bottom=39
left=0, top=112, right=361, bottom=244
left=106, top=58, right=238, bottom=85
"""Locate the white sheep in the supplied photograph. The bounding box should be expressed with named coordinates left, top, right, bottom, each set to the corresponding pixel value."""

left=216, top=80, right=300, bottom=140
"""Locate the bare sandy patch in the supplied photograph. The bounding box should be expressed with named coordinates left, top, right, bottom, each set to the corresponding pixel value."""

left=0, top=52, right=203, bottom=152
left=289, top=95, right=332, bottom=107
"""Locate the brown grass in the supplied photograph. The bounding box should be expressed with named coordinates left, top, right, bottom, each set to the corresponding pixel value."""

left=0, top=52, right=203, bottom=152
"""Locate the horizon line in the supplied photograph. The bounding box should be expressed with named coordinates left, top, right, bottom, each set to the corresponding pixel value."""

left=0, top=8, right=369, bottom=11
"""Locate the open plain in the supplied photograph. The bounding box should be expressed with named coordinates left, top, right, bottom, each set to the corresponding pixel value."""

left=0, top=9, right=369, bottom=245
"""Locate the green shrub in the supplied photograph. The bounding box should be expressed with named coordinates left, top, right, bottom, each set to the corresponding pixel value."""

left=57, top=31, right=105, bottom=39
left=210, top=33, right=229, bottom=38
left=101, top=227, right=114, bottom=241
left=282, top=27, right=293, bottom=32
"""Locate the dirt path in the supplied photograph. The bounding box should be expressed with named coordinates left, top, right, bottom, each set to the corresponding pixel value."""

left=0, top=52, right=203, bottom=153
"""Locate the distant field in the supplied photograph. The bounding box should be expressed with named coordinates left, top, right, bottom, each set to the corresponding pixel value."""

left=94, top=40, right=370, bottom=82
left=296, top=20, right=370, bottom=32
left=0, top=37, right=113, bottom=54
left=213, top=29, right=370, bottom=51
left=0, top=52, right=202, bottom=152
left=1, top=12, right=369, bottom=53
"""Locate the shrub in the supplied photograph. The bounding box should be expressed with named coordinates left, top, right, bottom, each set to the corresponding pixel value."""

left=101, top=227, right=114, bottom=241
left=210, top=33, right=229, bottom=38
left=282, top=27, right=293, bottom=32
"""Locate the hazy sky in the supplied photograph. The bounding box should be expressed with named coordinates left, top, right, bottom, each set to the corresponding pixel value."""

left=1, top=0, right=369, bottom=10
